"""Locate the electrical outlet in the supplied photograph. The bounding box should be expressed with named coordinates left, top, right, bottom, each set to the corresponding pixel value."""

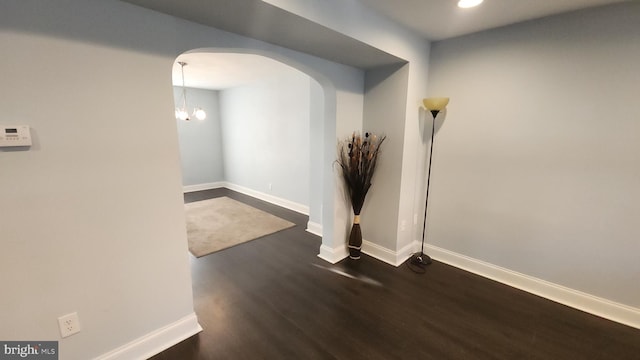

left=58, top=312, right=81, bottom=338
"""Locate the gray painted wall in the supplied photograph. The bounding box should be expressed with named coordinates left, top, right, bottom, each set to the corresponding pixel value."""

left=309, top=79, right=325, bottom=225
left=0, top=2, right=197, bottom=358
left=0, top=0, right=366, bottom=358
left=174, top=86, right=224, bottom=186
left=219, top=71, right=311, bottom=206
left=427, top=3, right=640, bottom=307
left=361, top=64, right=409, bottom=249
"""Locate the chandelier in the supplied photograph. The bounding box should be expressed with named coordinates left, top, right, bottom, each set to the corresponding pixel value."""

left=175, top=61, right=206, bottom=121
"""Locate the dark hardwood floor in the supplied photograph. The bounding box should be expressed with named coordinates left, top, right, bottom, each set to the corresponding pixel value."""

left=151, top=188, right=640, bottom=359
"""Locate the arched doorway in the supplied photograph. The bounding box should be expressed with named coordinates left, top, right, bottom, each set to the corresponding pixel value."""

left=172, top=49, right=331, bottom=258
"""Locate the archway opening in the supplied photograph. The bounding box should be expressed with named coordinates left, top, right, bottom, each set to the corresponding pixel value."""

left=172, top=50, right=326, bottom=252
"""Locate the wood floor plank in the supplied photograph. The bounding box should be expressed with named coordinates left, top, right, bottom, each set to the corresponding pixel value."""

left=150, top=188, right=640, bottom=359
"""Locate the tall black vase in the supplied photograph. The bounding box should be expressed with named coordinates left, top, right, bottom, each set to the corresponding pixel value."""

left=348, top=215, right=362, bottom=259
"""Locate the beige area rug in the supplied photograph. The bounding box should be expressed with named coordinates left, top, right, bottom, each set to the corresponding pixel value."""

left=185, top=196, right=296, bottom=257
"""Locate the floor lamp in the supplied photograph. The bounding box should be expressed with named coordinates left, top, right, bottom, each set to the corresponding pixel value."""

left=409, top=97, right=450, bottom=272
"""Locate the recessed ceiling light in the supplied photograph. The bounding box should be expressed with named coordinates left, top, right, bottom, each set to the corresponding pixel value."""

left=458, top=0, right=483, bottom=8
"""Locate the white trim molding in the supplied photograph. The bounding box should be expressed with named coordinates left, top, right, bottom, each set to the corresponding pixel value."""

left=361, top=240, right=414, bottom=267
left=224, top=182, right=309, bottom=215
left=317, top=238, right=414, bottom=268
left=183, top=182, right=224, bottom=193
left=425, top=244, right=640, bottom=330
left=306, top=221, right=323, bottom=237
left=94, top=313, right=202, bottom=360
left=183, top=182, right=309, bottom=215
left=316, top=237, right=414, bottom=267
left=318, top=244, right=348, bottom=264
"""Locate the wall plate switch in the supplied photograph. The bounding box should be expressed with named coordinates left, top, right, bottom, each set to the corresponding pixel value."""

left=58, top=312, right=81, bottom=338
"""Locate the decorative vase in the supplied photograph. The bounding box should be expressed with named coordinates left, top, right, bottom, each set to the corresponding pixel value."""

left=337, top=132, right=386, bottom=262
left=348, top=215, right=362, bottom=259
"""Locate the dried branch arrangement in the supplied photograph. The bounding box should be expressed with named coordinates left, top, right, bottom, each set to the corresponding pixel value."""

left=336, top=132, right=386, bottom=259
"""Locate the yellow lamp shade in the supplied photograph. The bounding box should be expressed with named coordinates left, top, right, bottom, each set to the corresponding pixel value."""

left=423, top=97, right=450, bottom=111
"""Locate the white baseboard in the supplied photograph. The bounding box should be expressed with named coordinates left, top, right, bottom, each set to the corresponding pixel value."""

left=94, top=313, right=202, bottom=360
left=361, top=240, right=413, bottom=267
left=306, top=221, right=323, bottom=237
left=350, top=239, right=640, bottom=329
left=315, top=236, right=415, bottom=267
left=224, top=182, right=309, bottom=215
left=425, top=244, right=640, bottom=330
left=184, top=182, right=309, bottom=215
left=317, top=238, right=413, bottom=268
left=183, top=182, right=224, bottom=193
left=397, top=241, right=416, bottom=265
left=318, top=244, right=348, bottom=264
left=361, top=240, right=396, bottom=266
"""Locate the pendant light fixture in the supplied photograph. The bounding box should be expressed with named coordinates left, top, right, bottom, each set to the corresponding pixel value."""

left=175, top=61, right=206, bottom=121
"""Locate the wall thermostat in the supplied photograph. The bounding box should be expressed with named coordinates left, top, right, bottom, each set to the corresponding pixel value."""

left=0, top=125, right=32, bottom=147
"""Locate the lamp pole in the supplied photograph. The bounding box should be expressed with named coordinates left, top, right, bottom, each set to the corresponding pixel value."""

left=409, top=98, right=449, bottom=273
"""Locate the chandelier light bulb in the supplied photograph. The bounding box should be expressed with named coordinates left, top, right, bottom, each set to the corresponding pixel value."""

left=193, top=108, right=207, bottom=121
left=175, top=108, right=189, bottom=121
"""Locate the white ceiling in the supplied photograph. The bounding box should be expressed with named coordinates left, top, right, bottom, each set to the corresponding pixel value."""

left=150, top=0, right=627, bottom=89
left=362, top=0, right=626, bottom=41
left=172, top=53, right=294, bottom=90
